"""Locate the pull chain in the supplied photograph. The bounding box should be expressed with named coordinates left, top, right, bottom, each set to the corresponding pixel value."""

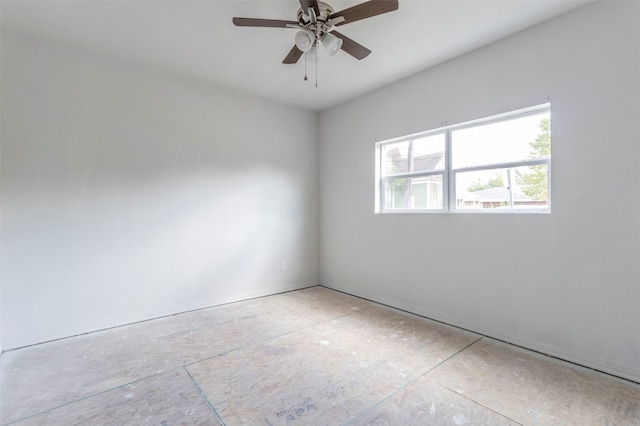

left=304, top=52, right=308, bottom=81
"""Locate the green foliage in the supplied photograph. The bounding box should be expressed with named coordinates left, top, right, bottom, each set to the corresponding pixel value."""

left=517, top=118, right=550, bottom=201
left=467, top=173, right=504, bottom=192
left=528, top=119, right=551, bottom=159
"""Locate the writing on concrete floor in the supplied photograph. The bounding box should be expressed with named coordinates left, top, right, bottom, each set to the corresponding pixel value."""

left=266, top=397, right=318, bottom=424
left=217, top=313, right=260, bottom=326
left=605, top=392, right=639, bottom=424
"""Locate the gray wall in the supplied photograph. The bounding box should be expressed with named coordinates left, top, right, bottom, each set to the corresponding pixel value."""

left=1, top=31, right=320, bottom=350
left=2, top=0, right=638, bottom=384
left=319, top=1, right=640, bottom=382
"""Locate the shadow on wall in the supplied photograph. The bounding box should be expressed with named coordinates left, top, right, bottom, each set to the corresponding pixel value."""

left=2, top=164, right=310, bottom=349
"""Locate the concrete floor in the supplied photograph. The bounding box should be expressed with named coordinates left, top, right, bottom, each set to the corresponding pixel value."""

left=1, top=286, right=638, bottom=425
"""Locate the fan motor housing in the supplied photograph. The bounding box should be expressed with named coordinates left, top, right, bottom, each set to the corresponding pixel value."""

left=297, top=2, right=335, bottom=24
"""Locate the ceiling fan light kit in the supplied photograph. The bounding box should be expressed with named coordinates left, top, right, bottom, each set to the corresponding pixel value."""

left=322, top=33, right=343, bottom=57
left=294, top=29, right=315, bottom=52
left=233, top=0, right=399, bottom=85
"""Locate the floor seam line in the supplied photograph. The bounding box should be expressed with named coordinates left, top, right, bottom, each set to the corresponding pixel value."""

left=1, top=369, right=173, bottom=426
left=181, top=322, right=323, bottom=369
left=184, top=366, right=226, bottom=425
left=321, top=286, right=640, bottom=386
left=0, top=285, right=322, bottom=355
left=423, top=336, right=484, bottom=375
left=3, top=319, right=318, bottom=426
left=437, top=383, right=525, bottom=426
left=7, top=288, right=638, bottom=424
left=340, top=377, right=419, bottom=426
left=341, top=337, right=484, bottom=426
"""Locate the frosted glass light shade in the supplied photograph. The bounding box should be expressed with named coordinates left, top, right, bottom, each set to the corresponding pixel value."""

left=322, top=33, right=343, bottom=56
left=295, top=30, right=315, bottom=52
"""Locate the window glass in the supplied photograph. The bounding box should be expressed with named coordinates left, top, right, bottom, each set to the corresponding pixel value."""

left=376, top=104, right=551, bottom=213
left=382, top=133, right=445, bottom=176
left=452, top=112, right=550, bottom=169
left=454, top=164, right=549, bottom=210
left=384, top=175, right=444, bottom=209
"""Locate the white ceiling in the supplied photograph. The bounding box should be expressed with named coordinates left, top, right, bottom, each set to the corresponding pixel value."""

left=1, top=0, right=591, bottom=111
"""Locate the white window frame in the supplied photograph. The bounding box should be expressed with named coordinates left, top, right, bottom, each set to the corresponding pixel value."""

left=376, top=130, right=448, bottom=213
left=375, top=103, right=551, bottom=214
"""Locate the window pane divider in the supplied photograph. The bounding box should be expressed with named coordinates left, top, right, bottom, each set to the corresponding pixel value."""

left=382, top=170, right=445, bottom=179
left=375, top=103, right=551, bottom=214
left=453, top=158, right=549, bottom=174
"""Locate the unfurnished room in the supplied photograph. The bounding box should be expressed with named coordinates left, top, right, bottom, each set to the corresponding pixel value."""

left=1, top=0, right=639, bottom=424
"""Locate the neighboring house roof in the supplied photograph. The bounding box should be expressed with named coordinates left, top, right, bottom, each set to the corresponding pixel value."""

left=468, top=187, right=530, bottom=201
left=387, top=151, right=445, bottom=174
left=413, top=154, right=444, bottom=173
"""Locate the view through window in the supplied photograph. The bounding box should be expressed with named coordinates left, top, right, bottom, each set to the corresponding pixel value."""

left=376, top=104, right=551, bottom=213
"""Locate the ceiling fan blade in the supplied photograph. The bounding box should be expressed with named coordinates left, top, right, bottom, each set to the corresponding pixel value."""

left=331, top=30, right=371, bottom=60
left=299, top=0, right=320, bottom=15
left=326, top=16, right=346, bottom=28
left=283, top=45, right=304, bottom=64
left=233, top=17, right=298, bottom=28
left=330, top=0, right=398, bottom=26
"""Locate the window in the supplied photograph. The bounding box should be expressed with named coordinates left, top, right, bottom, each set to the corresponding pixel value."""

left=376, top=104, right=551, bottom=213
left=381, top=133, right=445, bottom=210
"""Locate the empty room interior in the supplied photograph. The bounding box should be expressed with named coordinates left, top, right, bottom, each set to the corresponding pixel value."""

left=1, top=0, right=639, bottom=424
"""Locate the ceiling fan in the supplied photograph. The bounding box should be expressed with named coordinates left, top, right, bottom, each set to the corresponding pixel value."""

left=233, top=0, right=399, bottom=64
